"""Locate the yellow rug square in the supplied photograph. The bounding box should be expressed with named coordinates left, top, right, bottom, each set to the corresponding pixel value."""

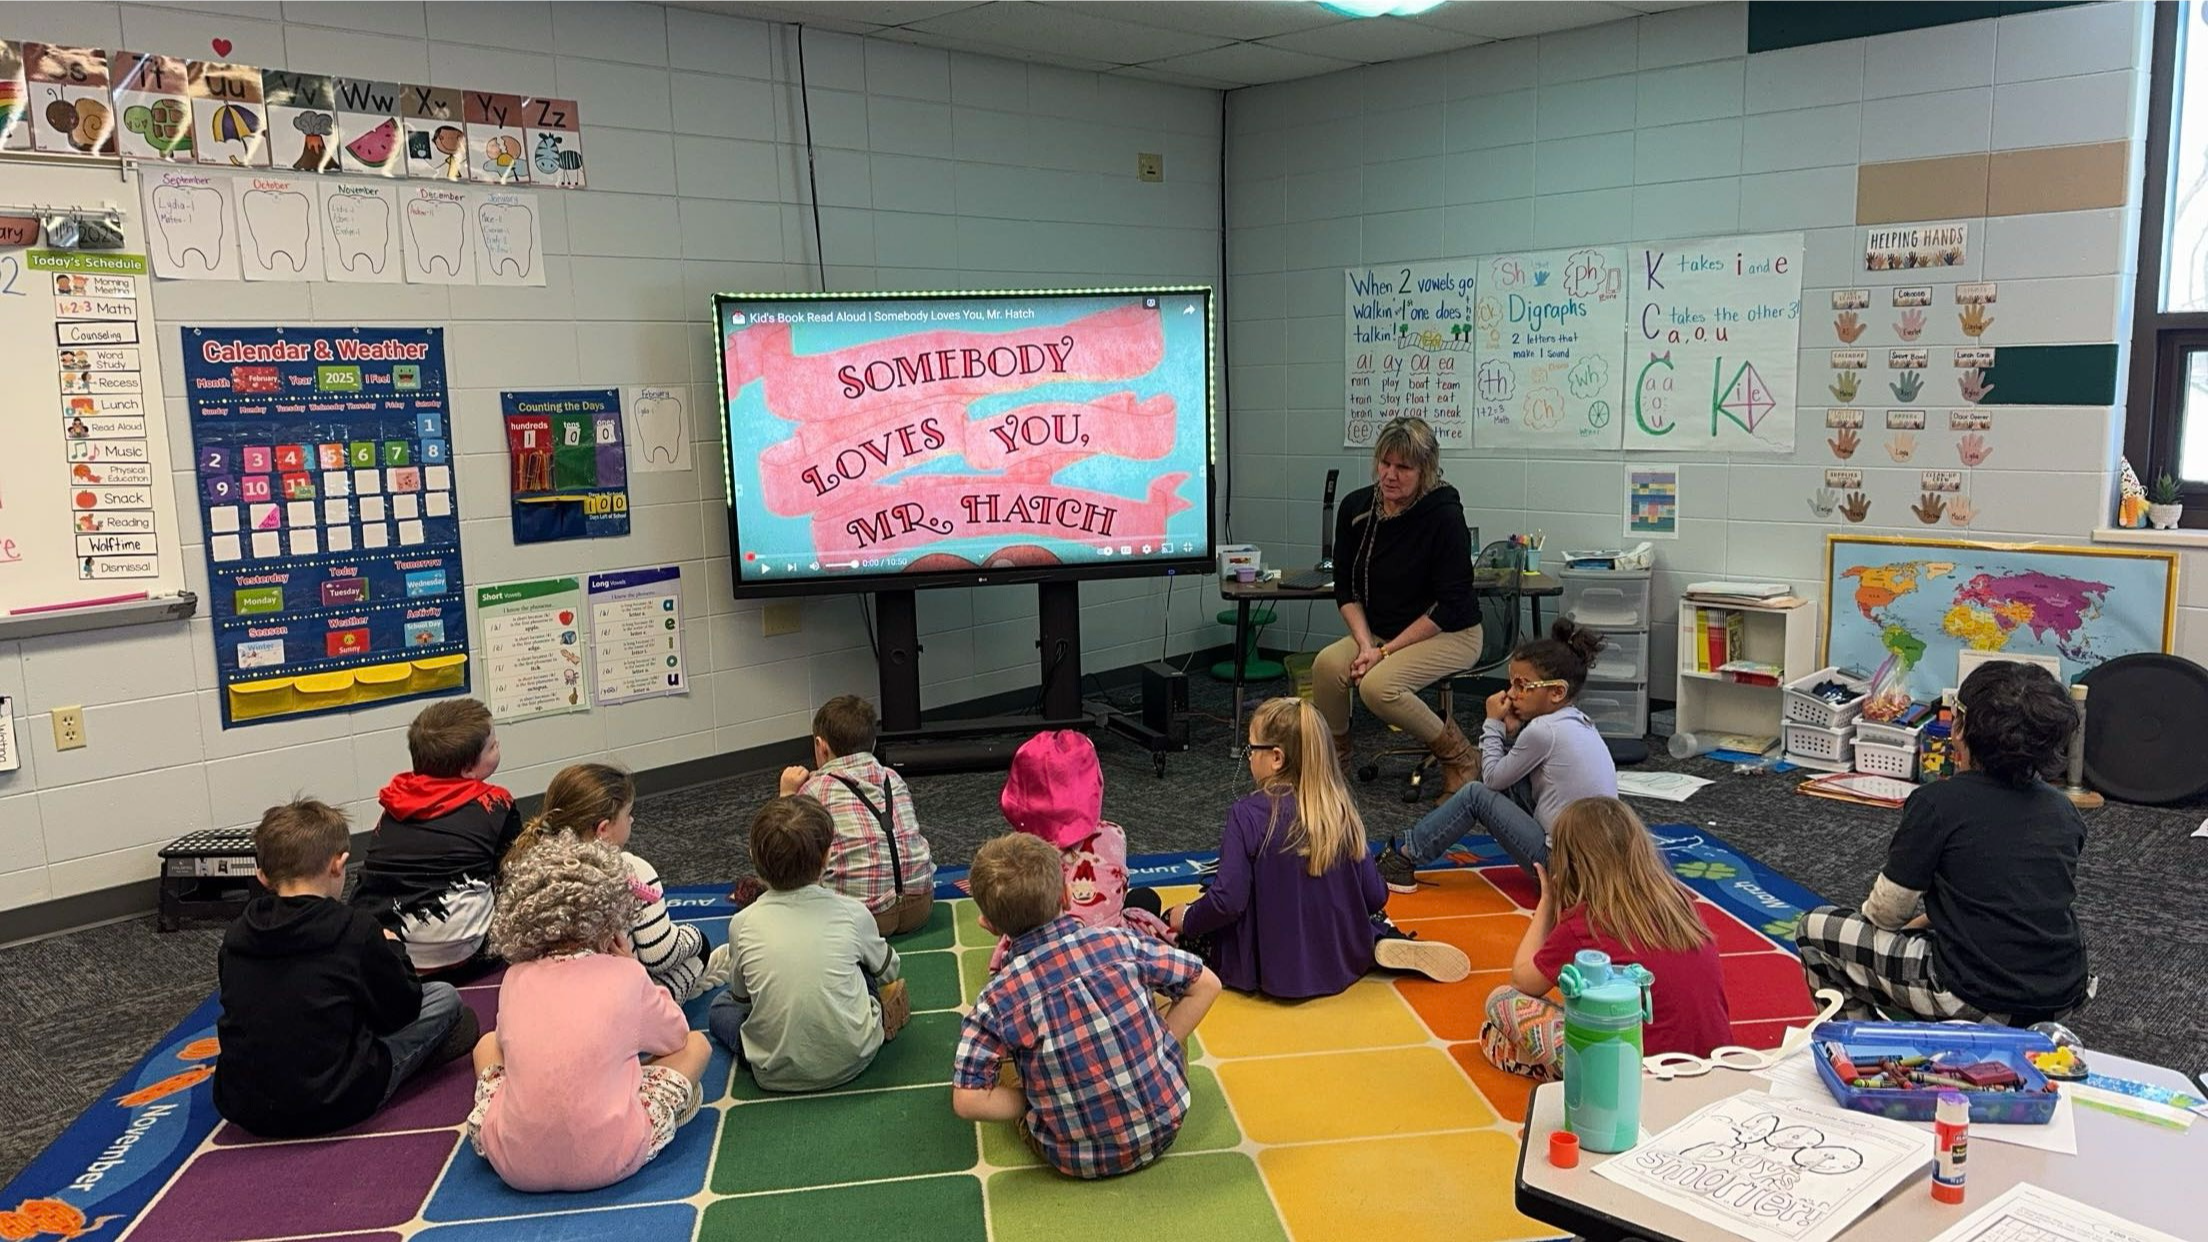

left=1218, top=1045, right=1494, bottom=1143
left=1199, top=976, right=1428, bottom=1058
left=1259, top=1130, right=1548, bottom=1241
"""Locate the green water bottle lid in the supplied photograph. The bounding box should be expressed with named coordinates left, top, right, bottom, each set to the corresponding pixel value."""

left=1559, top=950, right=1654, bottom=1021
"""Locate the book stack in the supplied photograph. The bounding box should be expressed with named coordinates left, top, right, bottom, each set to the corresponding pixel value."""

left=1689, top=608, right=1745, bottom=675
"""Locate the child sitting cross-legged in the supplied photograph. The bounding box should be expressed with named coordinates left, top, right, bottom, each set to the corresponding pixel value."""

left=988, top=730, right=1173, bottom=972
left=756, top=695, right=937, bottom=937
left=709, top=795, right=910, bottom=1092
left=951, top=832, right=1222, bottom=1179
left=466, top=836, right=711, bottom=1193
left=1482, top=797, right=1732, bottom=1081
left=215, top=798, right=479, bottom=1138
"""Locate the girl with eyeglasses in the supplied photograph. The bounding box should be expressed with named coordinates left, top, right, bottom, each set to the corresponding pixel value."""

left=1378, top=619, right=1620, bottom=887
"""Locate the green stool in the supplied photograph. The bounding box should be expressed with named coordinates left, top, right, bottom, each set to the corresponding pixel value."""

left=1212, top=606, right=1285, bottom=681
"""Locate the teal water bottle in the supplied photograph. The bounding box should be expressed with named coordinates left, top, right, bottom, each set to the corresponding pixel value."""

left=1557, top=949, right=1654, bottom=1153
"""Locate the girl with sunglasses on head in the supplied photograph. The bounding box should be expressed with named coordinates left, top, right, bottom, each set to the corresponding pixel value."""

left=1378, top=619, right=1619, bottom=888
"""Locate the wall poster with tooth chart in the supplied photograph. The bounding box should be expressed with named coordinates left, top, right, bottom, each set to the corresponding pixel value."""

left=182, top=326, right=470, bottom=727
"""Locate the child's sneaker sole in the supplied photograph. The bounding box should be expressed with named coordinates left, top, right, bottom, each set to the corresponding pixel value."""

left=1375, top=936, right=1471, bottom=983
left=879, top=977, right=911, bottom=1041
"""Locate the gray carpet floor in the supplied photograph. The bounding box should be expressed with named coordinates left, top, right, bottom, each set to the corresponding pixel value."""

left=4, top=677, right=2204, bottom=1185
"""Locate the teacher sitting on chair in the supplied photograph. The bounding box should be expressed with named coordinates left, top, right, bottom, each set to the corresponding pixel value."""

left=1314, top=417, right=1482, bottom=794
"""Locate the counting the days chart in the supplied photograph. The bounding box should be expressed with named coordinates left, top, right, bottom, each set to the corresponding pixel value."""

left=183, top=325, right=470, bottom=726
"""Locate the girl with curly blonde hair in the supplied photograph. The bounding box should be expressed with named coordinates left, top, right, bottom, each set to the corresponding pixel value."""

left=465, top=836, right=711, bottom=1192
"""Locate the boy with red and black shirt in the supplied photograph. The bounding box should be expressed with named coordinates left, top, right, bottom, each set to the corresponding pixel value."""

left=353, top=697, right=521, bottom=975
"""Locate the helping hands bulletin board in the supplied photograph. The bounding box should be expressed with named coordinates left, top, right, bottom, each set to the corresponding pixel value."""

left=182, top=325, right=469, bottom=725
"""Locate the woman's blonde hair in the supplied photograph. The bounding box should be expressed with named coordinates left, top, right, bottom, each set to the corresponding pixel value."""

left=504, top=762, right=635, bottom=870
left=1371, top=416, right=1443, bottom=502
left=1250, top=697, right=1366, bottom=877
left=489, top=835, right=636, bottom=963
left=1547, top=797, right=1709, bottom=954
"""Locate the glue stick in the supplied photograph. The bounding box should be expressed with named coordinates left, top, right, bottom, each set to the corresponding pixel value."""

left=1932, top=1091, right=1968, bottom=1204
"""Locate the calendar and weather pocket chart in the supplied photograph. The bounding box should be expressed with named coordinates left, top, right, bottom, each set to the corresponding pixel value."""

left=501, top=387, right=630, bottom=543
left=183, top=325, right=469, bottom=726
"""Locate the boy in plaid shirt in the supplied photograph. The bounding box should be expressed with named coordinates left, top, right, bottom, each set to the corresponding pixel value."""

left=775, top=696, right=937, bottom=936
left=951, top=833, right=1221, bottom=1179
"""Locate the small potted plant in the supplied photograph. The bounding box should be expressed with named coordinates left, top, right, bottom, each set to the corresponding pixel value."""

left=2149, top=473, right=2184, bottom=529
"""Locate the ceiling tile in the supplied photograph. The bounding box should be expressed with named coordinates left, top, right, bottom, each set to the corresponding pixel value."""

left=1109, top=64, right=1241, bottom=91
left=907, top=1, right=1232, bottom=64
left=1260, top=16, right=1485, bottom=63
left=670, top=2, right=886, bottom=34
left=874, top=24, right=1120, bottom=72
left=1145, top=41, right=1362, bottom=87
left=1408, top=0, right=1641, bottom=40
left=1048, top=1, right=1339, bottom=41
left=673, top=1, right=986, bottom=27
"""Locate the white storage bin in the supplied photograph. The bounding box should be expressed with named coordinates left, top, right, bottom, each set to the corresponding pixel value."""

left=1783, top=720, right=1855, bottom=770
left=1588, top=630, right=1646, bottom=684
left=1561, top=569, right=1652, bottom=630
left=1856, top=718, right=1926, bottom=749
left=1784, top=667, right=1869, bottom=730
left=1578, top=678, right=1648, bottom=739
left=1854, top=739, right=1918, bottom=781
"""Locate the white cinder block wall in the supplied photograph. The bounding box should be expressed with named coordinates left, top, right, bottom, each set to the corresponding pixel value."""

left=1223, top=2, right=2198, bottom=688
left=0, top=1, right=1225, bottom=913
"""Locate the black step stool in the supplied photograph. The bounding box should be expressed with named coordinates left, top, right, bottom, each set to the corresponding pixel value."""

left=157, top=829, right=265, bottom=932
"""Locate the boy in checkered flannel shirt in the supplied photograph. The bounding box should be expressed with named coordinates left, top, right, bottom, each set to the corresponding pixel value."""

left=951, top=833, right=1222, bottom=1179
left=774, top=696, right=937, bottom=937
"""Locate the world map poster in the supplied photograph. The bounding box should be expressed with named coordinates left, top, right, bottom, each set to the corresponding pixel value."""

left=1822, top=536, right=2176, bottom=698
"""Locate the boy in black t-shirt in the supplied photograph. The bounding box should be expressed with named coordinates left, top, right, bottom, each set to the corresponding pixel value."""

left=1796, top=661, right=2089, bottom=1025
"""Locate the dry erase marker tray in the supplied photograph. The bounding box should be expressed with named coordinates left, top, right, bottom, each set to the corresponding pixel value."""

left=1811, top=1020, right=2061, bottom=1125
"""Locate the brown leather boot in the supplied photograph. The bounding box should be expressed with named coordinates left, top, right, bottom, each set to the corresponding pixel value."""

left=1332, top=730, right=1355, bottom=772
left=1429, top=721, right=1481, bottom=795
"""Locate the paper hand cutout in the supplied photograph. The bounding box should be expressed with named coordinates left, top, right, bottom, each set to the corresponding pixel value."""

left=1912, top=492, right=1947, bottom=524
left=1809, top=488, right=1838, bottom=518
left=1830, top=370, right=1860, bottom=403
left=1957, top=432, right=1992, bottom=466
left=1959, top=369, right=1995, bottom=403
left=1840, top=492, right=1871, bottom=523
left=1887, top=432, right=1917, bottom=462
left=1895, top=308, right=1926, bottom=341
left=1890, top=370, right=1924, bottom=402
left=1959, top=303, right=1995, bottom=338
left=1834, top=311, right=1866, bottom=343
left=1828, top=426, right=1859, bottom=459
left=1948, top=495, right=1976, bottom=527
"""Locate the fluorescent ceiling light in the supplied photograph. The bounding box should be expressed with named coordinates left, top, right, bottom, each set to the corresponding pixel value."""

left=1320, top=0, right=1451, bottom=16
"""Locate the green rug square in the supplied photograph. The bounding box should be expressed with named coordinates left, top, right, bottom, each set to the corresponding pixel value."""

left=985, top=1151, right=1285, bottom=1241
left=698, top=1173, right=984, bottom=1241
left=902, top=950, right=961, bottom=1012
left=729, top=1012, right=962, bottom=1101
left=896, top=902, right=956, bottom=951
left=979, top=1063, right=1236, bottom=1168
left=953, top=899, right=991, bottom=949
left=958, top=948, right=990, bottom=1005
left=712, top=1085, right=975, bottom=1194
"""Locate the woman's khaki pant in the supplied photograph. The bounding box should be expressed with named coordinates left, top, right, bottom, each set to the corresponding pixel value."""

left=1310, top=626, right=1485, bottom=745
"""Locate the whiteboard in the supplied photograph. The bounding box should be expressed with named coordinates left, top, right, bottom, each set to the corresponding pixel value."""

left=0, top=160, right=185, bottom=615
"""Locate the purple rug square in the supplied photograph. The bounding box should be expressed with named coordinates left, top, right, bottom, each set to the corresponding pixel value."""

left=132, top=1130, right=457, bottom=1241
left=213, top=990, right=498, bottom=1146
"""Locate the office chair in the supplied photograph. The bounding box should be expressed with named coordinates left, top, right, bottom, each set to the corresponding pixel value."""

left=1357, top=538, right=1525, bottom=801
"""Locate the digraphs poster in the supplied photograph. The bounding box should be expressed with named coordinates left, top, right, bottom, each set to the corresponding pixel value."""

left=183, top=326, right=468, bottom=726
left=1343, top=261, right=1475, bottom=447
left=476, top=576, right=585, bottom=721
left=587, top=566, right=685, bottom=705
left=502, top=388, right=629, bottom=543
left=1627, top=233, right=1804, bottom=453
left=1470, top=247, right=1627, bottom=449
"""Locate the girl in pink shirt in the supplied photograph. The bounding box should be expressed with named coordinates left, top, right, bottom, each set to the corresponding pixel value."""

left=465, top=837, right=711, bottom=1192
left=989, top=731, right=1174, bottom=970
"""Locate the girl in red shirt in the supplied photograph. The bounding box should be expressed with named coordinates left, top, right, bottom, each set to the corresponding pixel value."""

left=1482, top=797, right=1732, bottom=1081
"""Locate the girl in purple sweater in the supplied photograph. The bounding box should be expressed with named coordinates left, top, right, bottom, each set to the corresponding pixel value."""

left=1167, top=698, right=1469, bottom=998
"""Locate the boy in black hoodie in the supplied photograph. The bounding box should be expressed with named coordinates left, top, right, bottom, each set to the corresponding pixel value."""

left=352, top=697, right=521, bottom=974
left=215, top=799, right=478, bottom=1138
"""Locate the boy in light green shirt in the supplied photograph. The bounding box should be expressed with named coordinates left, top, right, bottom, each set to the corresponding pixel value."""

left=708, top=796, right=909, bottom=1092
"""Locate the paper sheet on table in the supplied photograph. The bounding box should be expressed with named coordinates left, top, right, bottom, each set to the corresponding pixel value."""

left=1591, top=1089, right=1925, bottom=1243
left=1758, top=1027, right=2078, bottom=1154
left=1616, top=771, right=1715, bottom=802
left=1930, top=1183, right=2176, bottom=1242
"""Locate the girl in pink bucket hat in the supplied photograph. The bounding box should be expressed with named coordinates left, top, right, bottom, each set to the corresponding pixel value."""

left=989, top=730, right=1173, bottom=971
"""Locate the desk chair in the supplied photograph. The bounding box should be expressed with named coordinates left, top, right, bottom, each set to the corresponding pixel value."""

left=1356, top=539, right=1525, bottom=801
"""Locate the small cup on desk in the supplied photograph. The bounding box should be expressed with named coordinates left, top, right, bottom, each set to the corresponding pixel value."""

left=1235, top=565, right=1258, bottom=583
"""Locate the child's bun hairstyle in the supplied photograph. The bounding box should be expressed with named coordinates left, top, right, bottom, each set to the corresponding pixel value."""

left=1956, top=660, right=2075, bottom=787
left=1512, top=618, right=1608, bottom=696
left=489, top=835, right=636, bottom=963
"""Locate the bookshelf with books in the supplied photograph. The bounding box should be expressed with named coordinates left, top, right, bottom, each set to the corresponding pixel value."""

left=1673, top=595, right=1817, bottom=746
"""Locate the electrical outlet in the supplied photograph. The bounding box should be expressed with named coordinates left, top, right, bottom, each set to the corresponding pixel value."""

left=1137, top=152, right=1163, bottom=182
left=52, top=705, right=86, bottom=751
left=763, top=601, right=803, bottom=638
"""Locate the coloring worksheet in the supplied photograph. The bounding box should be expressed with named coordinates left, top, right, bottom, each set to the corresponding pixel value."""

left=1931, top=1184, right=2176, bottom=1242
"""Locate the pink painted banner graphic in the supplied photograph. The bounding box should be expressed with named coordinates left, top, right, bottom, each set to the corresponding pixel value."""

left=814, top=472, right=1192, bottom=557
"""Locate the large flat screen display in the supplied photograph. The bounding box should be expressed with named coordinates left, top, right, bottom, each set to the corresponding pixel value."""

left=714, top=287, right=1215, bottom=598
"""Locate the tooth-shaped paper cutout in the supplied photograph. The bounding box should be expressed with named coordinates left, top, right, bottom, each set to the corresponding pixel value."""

left=626, top=384, right=691, bottom=472
left=403, top=192, right=470, bottom=283
left=142, top=175, right=239, bottom=279
left=476, top=201, right=532, bottom=276
left=319, top=182, right=401, bottom=282
left=240, top=185, right=319, bottom=279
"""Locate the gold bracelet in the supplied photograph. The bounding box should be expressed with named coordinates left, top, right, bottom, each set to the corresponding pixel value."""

left=1377, top=644, right=1389, bottom=659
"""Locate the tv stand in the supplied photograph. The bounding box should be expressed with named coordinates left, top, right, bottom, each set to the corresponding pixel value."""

left=873, top=581, right=1177, bottom=777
